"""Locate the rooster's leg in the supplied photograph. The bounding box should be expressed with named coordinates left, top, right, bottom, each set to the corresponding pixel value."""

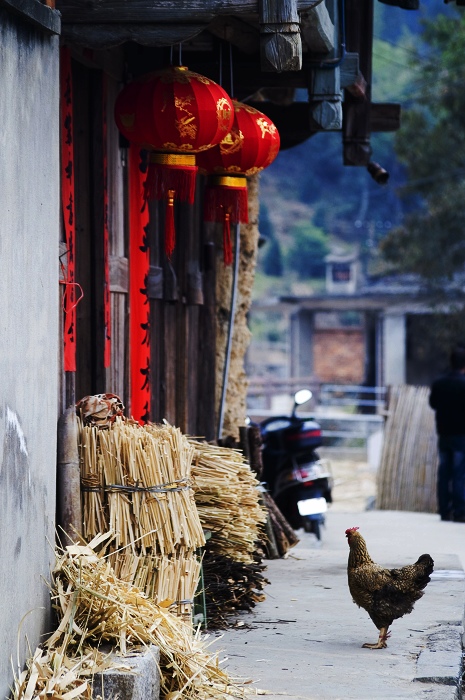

left=362, top=627, right=390, bottom=649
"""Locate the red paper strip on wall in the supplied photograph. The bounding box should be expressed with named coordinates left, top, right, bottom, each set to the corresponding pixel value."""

left=60, top=47, right=77, bottom=373
left=129, top=144, right=151, bottom=423
left=102, top=75, right=111, bottom=368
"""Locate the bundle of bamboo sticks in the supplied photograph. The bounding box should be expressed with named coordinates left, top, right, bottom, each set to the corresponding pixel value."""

left=377, top=385, right=438, bottom=512
left=79, top=418, right=205, bottom=615
left=189, top=440, right=268, bottom=564
left=186, top=440, right=270, bottom=626
left=12, top=536, right=245, bottom=700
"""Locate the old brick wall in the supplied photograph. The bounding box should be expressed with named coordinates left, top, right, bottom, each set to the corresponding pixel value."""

left=313, top=329, right=365, bottom=384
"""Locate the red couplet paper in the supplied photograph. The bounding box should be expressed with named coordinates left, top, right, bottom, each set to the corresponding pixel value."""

left=60, top=47, right=77, bottom=372
left=102, top=75, right=111, bottom=368
left=129, top=144, right=151, bottom=423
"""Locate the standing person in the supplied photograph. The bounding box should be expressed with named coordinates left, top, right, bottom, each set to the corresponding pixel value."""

left=429, top=346, right=465, bottom=522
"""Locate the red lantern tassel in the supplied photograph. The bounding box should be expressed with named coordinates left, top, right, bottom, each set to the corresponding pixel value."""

left=165, top=190, right=176, bottom=259
left=223, top=212, right=233, bottom=266
left=203, top=175, right=248, bottom=265
left=144, top=154, right=198, bottom=204
left=204, top=181, right=249, bottom=224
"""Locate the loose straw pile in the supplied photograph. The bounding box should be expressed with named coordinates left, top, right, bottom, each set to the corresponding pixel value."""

left=79, top=418, right=205, bottom=615
left=12, top=536, right=245, bottom=700
left=190, top=441, right=267, bottom=564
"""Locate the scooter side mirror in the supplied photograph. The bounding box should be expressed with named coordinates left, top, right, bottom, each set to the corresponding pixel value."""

left=291, top=389, right=313, bottom=418
left=294, top=389, right=312, bottom=406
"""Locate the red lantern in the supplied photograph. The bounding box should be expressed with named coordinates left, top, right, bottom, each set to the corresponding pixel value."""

left=115, top=66, right=234, bottom=257
left=197, top=101, right=280, bottom=264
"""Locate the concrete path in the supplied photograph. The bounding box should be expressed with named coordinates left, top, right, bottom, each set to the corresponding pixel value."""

left=218, top=510, right=465, bottom=700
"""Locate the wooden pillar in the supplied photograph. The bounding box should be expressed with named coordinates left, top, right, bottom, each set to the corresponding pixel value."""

left=259, top=0, right=302, bottom=72
left=343, top=0, right=374, bottom=165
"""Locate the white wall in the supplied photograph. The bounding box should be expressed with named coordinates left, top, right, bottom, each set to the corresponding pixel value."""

left=0, top=10, right=59, bottom=694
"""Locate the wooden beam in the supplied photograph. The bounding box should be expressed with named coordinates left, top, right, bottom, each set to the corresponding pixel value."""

left=109, top=255, right=129, bottom=294
left=0, top=0, right=60, bottom=34
left=342, top=0, right=374, bottom=166
left=370, top=102, right=401, bottom=132
left=56, top=0, right=322, bottom=24
left=259, top=0, right=302, bottom=72
left=246, top=100, right=317, bottom=149
left=62, top=23, right=207, bottom=48
left=246, top=100, right=400, bottom=149
left=207, top=15, right=258, bottom=54
left=339, top=52, right=360, bottom=89
left=311, top=65, right=342, bottom=130
left=300, top=0, right=334, bottom=54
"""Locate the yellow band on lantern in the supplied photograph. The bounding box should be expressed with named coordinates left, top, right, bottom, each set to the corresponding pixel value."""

left=150, top=153, right=196, bottom=167
left=210, top=175, right=247, bottom=188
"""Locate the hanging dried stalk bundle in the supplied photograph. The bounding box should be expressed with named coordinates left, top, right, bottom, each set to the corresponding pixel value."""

left=189, top=440, right=267, bottom=564
left=12, top=537, right=245, bottom=700
left=78, top=416, right=205, bottom=614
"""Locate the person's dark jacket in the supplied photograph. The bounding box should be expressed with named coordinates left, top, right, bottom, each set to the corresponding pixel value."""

left=429, top=370, right=465, bottom=436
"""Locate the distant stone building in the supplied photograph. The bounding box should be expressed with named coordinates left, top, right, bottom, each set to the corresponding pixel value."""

left=250, top=255, right=448, bottom=390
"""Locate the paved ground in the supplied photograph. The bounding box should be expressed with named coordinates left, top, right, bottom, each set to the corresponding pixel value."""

left=217, top=461, right=465, bottom=700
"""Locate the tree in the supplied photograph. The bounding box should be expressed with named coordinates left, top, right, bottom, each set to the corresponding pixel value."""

left=286, top=223, right=329, bottom=279
left=259, top=203, right=275, bottom=241
left=262, top=237, right=284, bottom=277
left=381, top=11, right=465, bottom=298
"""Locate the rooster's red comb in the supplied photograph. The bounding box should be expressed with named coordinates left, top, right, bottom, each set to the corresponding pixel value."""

left=345, top=526, right=360, bottom=535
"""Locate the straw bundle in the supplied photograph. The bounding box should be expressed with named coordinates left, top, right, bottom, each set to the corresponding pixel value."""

left=189, top=441, right=267, bottom=564
left=377, top=385, right=438, bottom=512
left=185, top=440, right=269, bottom=627
left=79, top=418, right=205, bottom=614
left=12, top=536, right=245, bottom=700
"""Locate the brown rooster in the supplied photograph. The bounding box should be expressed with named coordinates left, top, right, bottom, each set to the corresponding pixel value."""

left=346, top=527, right=434, bottom=649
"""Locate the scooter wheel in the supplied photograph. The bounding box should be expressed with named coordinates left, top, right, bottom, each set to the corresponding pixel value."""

left=304, top=519, right=321, bottom=540
left=312, top=520, right=321, bottom=540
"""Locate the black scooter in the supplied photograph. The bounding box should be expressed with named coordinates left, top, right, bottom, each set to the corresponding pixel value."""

left=259, top=389, right=332, bottom=540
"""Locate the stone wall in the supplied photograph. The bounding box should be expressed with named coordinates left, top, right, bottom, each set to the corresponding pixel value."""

left=216, top=175, right=260, bottom=440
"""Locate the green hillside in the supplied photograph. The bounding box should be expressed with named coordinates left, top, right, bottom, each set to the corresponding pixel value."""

left=255, top=1, right=456, bottom=300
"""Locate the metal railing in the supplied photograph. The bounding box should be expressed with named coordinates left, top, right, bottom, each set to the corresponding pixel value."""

left=247, top=379, right=387, bottom=452
left=319, top=384, right=387, bottom=410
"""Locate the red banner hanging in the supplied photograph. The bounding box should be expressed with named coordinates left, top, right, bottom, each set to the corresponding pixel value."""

left=129, top=144, right=151, bottom=423
left=102, top=75, right=111, bottom=368
left=60, top=47, right=77, bottom=372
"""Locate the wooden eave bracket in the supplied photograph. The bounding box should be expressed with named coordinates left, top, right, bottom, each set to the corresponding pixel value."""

left=259, top=0, right=302, bottom=72
left=0, top=0, right=61, bottom=34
